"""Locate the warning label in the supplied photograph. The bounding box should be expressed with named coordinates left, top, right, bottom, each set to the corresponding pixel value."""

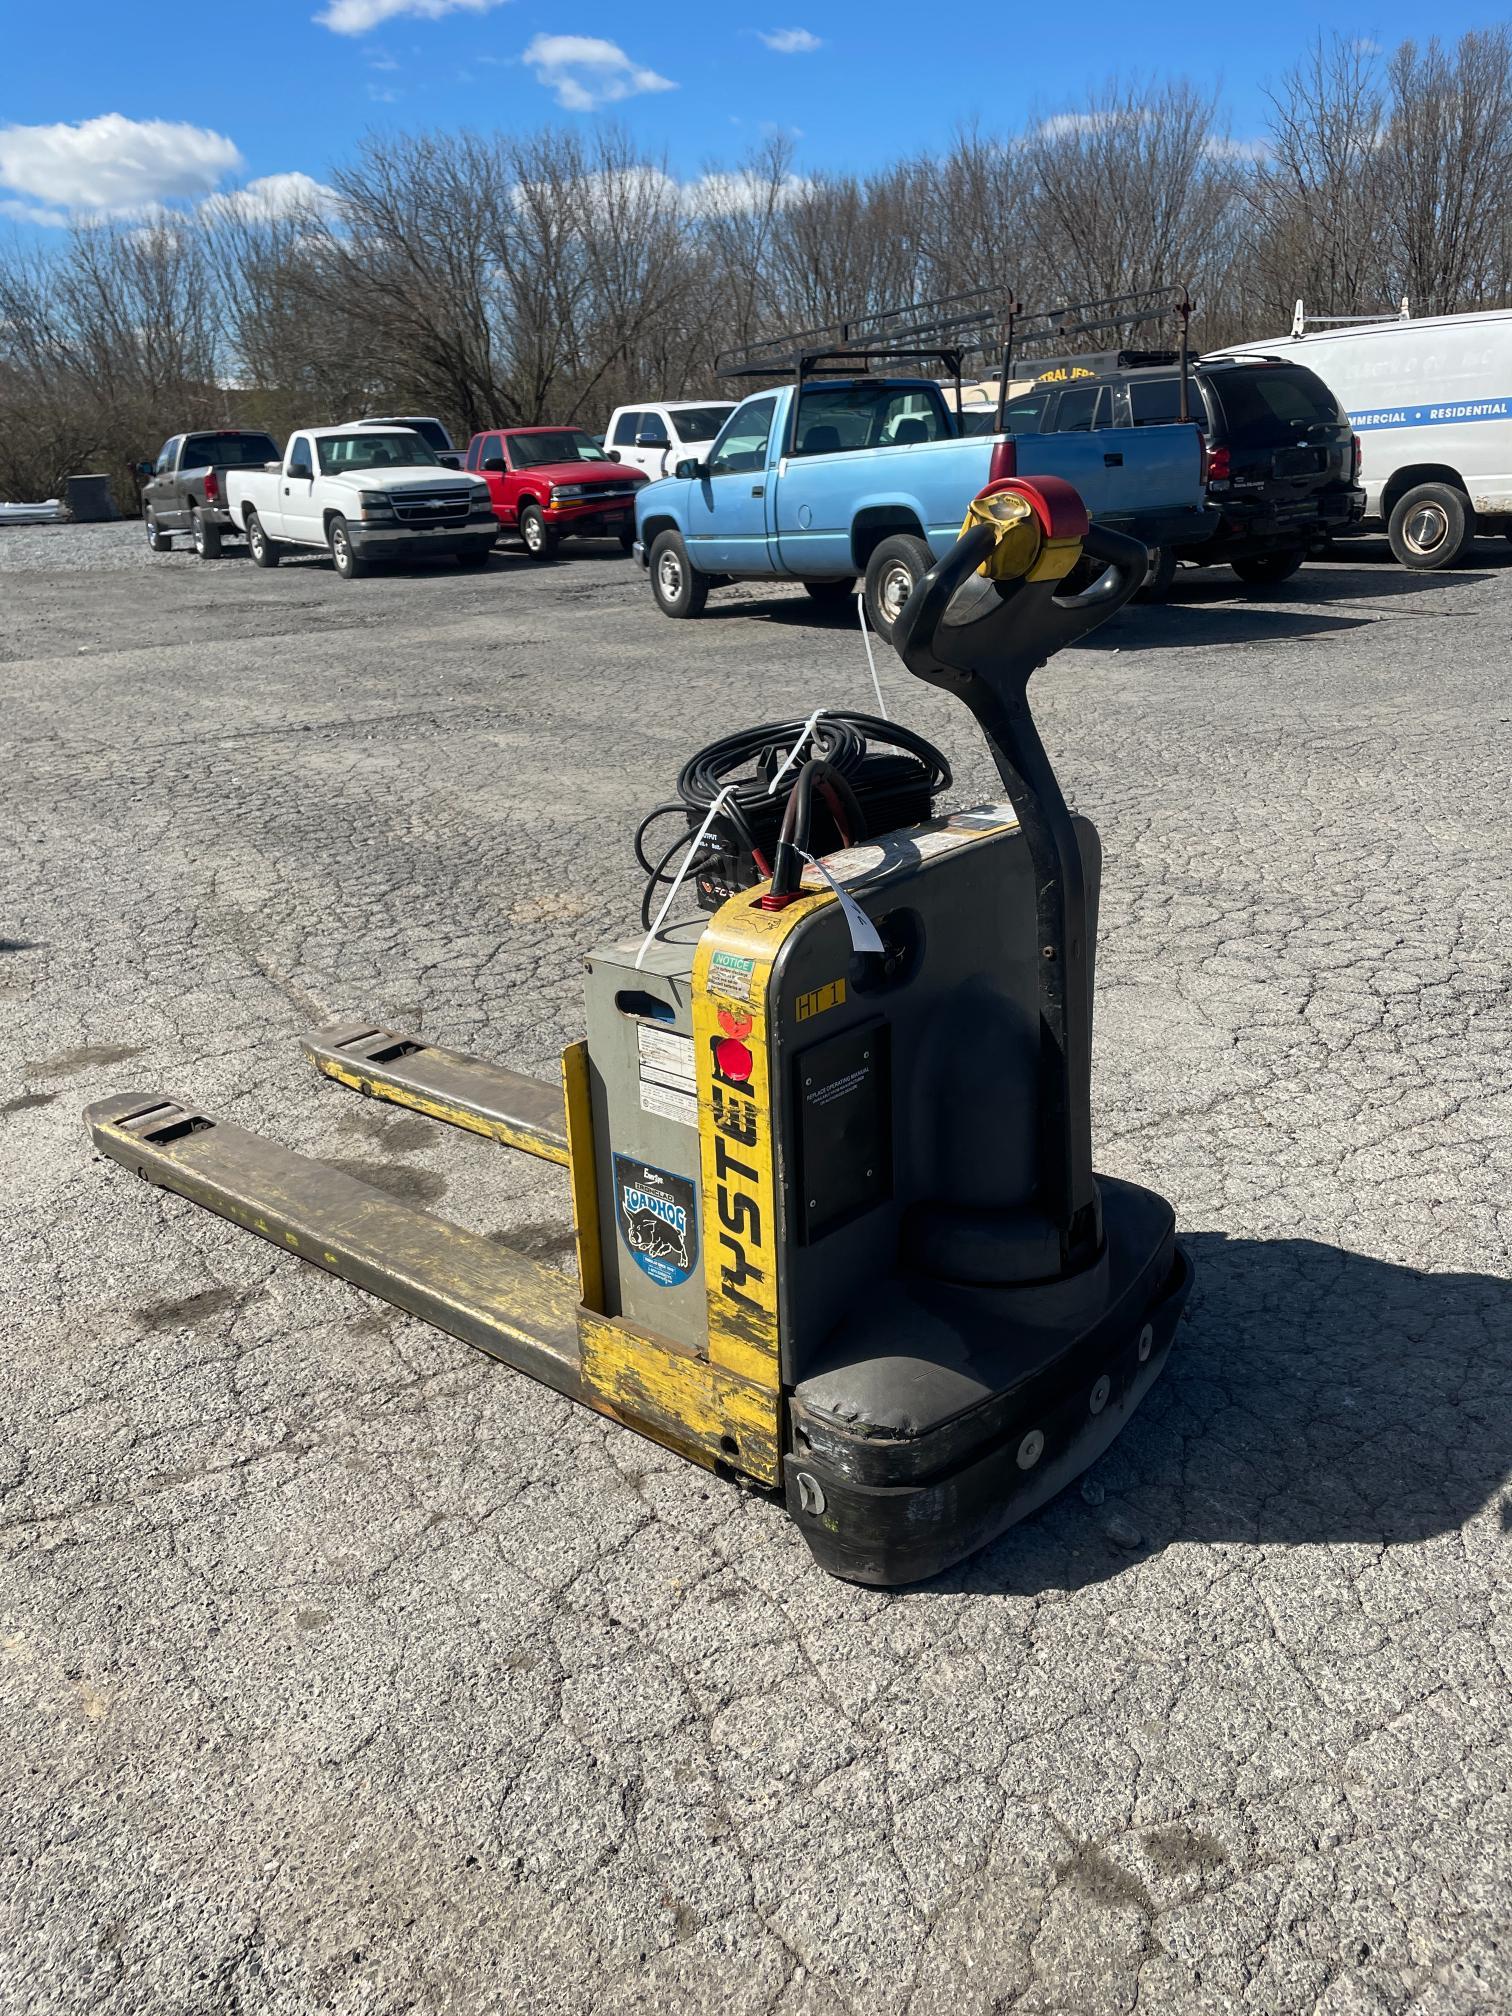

left=708, top=950, right=755, bottom=1002
left=637, top=1024, right=697, bottom=1128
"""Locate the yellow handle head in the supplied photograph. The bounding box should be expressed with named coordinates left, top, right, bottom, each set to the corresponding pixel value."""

left=957, top=488, right=1085, bottom=585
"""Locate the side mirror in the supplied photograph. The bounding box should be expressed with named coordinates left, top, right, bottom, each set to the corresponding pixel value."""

left=673, top=458, right=705, bottom=480
left=606, top=449, right=621, bottom=461
left=136, top=460, right=154, bottom=478
left=482, top=456, right=506, bottom=474
left=634, top=432, right=665, bottom=450
left=287, top=459, right=313, bottom=481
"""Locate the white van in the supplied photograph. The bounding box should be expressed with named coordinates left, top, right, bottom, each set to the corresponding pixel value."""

left=1218, top=306, right=1512, bottom=568
left=605, top=400, right=737, bottom=479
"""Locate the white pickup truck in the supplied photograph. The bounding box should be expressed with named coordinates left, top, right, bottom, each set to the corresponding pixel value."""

left=225, top=425, right=498, bottom=578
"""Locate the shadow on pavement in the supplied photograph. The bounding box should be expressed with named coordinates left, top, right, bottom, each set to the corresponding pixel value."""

left=933, top=1229, right=1512, bottom=1596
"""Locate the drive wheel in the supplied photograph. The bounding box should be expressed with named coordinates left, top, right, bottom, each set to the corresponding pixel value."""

left=1135, top=545, right=1177, bottom=602
left=519, top=503, right=559, bottom=561
left=1387, top=482, right=1472, bottom=570
left=1230, top=547, right=1306, bottom=588
left=863, top=534, right=932, bottom=642
left=145, top=510, right=172, bottom=554
left=191, top=509, right=222, bottom=560
left=649, top=530, right=708, bottom=617
left=245, top=511, right=280, bottom=568
left=804, top=578, right=856, bottom=608
left=328, top=515, right=368, bottom=579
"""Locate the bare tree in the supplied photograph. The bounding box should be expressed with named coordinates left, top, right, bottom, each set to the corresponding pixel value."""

left=1381, top=30, right=1512, bottom=314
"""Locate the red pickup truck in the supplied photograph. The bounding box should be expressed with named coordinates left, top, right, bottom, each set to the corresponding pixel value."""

left=463, top=426, right=648, bottom=560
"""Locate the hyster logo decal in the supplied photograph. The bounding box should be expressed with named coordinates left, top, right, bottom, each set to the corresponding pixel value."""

left=708, top=1006, right=767, bottom=1317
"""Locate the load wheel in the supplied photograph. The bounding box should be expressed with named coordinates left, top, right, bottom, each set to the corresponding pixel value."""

left=864, top=535, right=932, bottom=642
left=1134, top=546, right=1178, bottom=602
left=145, top=511, right=172, bottom=554
left=649, top=530, right=708, bottom=617
left=1387, top=482, right=1473, bottom=570
left=1230, top=547, right=1306, bottom=589
left=804, top=578, right=856, bottom=608
left=328, top=515, right=368, bottom=580
left=245, top=511, right=280, bottom=568
left=519, top=503, right=559, bottom=561
left=191, top=510, right=222, bottom=560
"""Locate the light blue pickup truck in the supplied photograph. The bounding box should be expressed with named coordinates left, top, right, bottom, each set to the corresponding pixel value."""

left=633, top=373, right=1215, bottom=634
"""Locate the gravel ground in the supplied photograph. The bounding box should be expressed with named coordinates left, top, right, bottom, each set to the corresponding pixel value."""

left=2, top=523, right=1511, bottom=2016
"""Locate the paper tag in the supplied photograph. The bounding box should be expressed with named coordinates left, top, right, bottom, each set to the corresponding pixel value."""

left=637, top=1025, right=697, bottom=1128
left=799, top=851, right=885, bottom=956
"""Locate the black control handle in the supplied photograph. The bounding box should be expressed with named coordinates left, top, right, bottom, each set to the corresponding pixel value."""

left=890, top=506, right=1148, bottom=1272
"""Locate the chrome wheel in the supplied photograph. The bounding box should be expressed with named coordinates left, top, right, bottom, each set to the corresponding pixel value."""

left=878, top=559, right=914, bottom=625
left=1403, top=501, right=1449, bottom=557
left=656, top=547, right=684, bottom=600
left=523, top=513, right=545, bottom=553
left=248, top=521, right=263, bottom=559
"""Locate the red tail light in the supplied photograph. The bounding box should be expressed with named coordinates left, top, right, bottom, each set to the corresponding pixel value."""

left=203, top=469, right=220, bottom=503
left=988, top=436, right=1017, bottom=485
left=1204, top=444, right=1231, bottom=485
left=1351, top=433, right=1362, bottom=481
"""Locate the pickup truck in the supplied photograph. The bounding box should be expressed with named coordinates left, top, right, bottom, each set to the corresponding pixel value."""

left=225, top=426, right=497, bottom=579
left=462, top=425, right=649, bottom=558
left=140, top=429, right=281, bottom=559
left=632, top=375, right=1215, bottom=633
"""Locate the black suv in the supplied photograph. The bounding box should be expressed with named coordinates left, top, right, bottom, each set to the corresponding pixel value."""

left=1005, top=354, right=1365, bottom=592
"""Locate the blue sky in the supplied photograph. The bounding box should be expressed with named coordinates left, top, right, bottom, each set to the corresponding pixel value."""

left=0, top=0, right=1507, bottom=230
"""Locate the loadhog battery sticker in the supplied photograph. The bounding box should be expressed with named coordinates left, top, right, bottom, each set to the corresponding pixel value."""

left=613, top=1155, right=699, bottom=1288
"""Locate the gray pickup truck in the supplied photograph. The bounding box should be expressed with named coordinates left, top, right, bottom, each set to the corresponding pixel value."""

left=140, top=430, right=282, bottom=559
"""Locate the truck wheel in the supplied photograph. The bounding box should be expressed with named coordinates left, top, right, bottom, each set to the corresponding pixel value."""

left=245, top=511, right=280, bottom=568
left=519, top=503, right=559, bottom=561
left=1230, top=547, right=1306, bottom=588
left=1134, top=546, right=1177, bottom=602
left=191, top=510, right=222, bottom=560
left=145, top=510, right=172, bottom=554
left=328, top=516, right=368, bottom=580
left=804, top=578, right=856, bottom=608
left=1387, top=482, right=1473, bottom=570
left=649, top=531, right=708, bottom=617
left=864, top=535, right=932, bottom=642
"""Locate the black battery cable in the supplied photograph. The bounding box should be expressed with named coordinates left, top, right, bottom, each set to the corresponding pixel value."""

left=633, top=712, right=952, bottom=930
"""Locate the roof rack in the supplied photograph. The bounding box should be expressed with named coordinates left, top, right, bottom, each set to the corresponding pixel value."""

left=714, top=287, right=1021, bottom=386
left=1291, top=297, right=1410, bottom=338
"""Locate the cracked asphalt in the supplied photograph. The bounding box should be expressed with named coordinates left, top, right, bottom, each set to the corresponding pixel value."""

left=2, top=522, right=1511, bottom=2016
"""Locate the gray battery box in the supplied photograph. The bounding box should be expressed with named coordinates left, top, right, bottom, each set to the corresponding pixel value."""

left=582, top=920, right=709, bottom=1351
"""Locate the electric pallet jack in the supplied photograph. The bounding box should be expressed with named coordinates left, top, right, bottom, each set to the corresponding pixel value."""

left=85, top=476, right=1192, bottom=1586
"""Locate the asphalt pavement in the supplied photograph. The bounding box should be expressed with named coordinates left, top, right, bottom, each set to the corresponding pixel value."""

left=2, top=522, right=1510, bottom=2015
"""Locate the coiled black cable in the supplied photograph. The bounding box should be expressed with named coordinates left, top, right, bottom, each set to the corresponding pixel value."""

left=635, top=712, right=952, bottom=929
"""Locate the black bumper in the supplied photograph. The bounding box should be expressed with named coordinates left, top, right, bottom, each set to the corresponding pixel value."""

left=347, top=525, right=497, bottom=561
left=1183, top=487, right=1367, bottom=560
left=783, top=1181, right=1194, bottom=1586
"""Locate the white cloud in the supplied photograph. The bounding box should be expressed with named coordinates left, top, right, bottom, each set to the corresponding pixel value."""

left=758, top=27, right=821, bottom=51
left=1352, top=36, right=1384, bottom=54
left=201, top=172, right=342, bottom=226
left=0, top=114, right=243, bottom=213
left=523, top=34, right=677, bottom=111
left=0, top=195, right=71, bottom=228
left=1035, top=110, right=1127, bottom=140
left=1204, top=135, right=1269, bottom=163
left=685, top=169, right=810, bottom=217
left=316, top=0, right=508, bottom=35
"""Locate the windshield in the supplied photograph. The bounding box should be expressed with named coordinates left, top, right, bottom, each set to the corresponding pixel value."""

left=318, top=432, right=442, bottom=474
left=505, top=430, right=609, bottom=468
left=181, top=432, right=279, bottom=469
left=367, top=417, right=452, bottom=454
left=671, top=406, right=734, bottom=443
left=1210, top=366, right=1342, bottom=441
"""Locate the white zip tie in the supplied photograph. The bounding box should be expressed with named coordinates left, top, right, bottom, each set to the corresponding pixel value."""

left=765, top=705, right=828, bottom=796
left=634, top=783, right=738, bottom=969
left=857, top=594, right=889, bottom=719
